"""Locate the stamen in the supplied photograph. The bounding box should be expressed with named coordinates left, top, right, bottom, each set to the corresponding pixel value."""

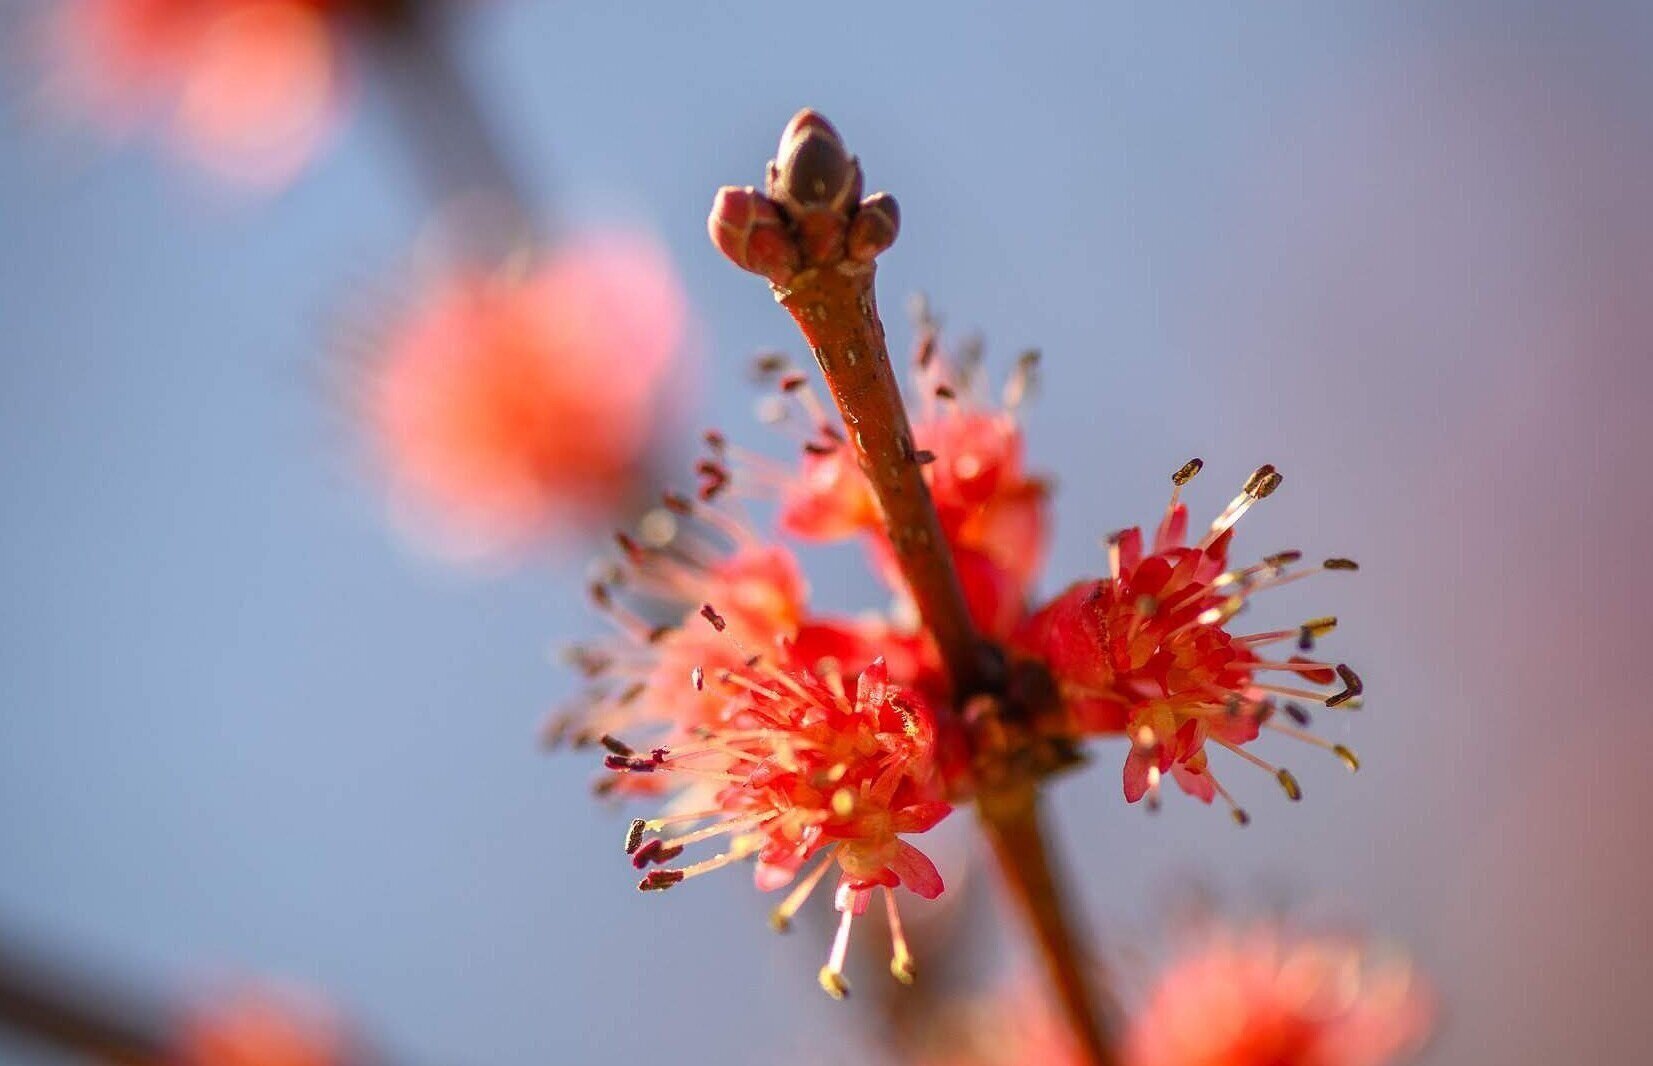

left=599, top=735, right=635, bottom=757
left=659, top=812, right=775, bottom=851
left=700, top=604, right=727, bottom=632
left=1003, top=348, right=1040, bottom=410
left=819, top=900, right=856, bottom=999
left=624, top=819, right=646, bottom=855
left=1324, top=558, right=1360, bottom=571
left=885, top=887, right=915, bottom=985
left=1173, top=457, right=1204, bottom=486
left=770, top=851, right=836, bottom=933
left=1333, top=744, right=1361, bottom=772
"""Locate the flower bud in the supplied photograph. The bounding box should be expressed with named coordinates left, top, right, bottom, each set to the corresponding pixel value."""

left=769, top=112, right=862, bottom=216
left=707, top=185, right=799, bottom=284
left=846, top=193, right=900, bottom=262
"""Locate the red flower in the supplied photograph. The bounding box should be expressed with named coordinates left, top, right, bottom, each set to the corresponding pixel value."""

left=363, top=235, right=685, bottom=554
left=1126, top=928, right=1431, bottom=1066
left=775, top=330, right=1048, bottom=639
left=175, top=990, right=344, bottom=1066
left=609, top=656, right=952, bottom=997
left=38, top=0, right=347, bottom=185
left=1015, top=461, right=1362, bottom=821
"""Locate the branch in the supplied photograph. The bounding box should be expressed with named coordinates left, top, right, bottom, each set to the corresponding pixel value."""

left=356, top=0, right=539, bottom=260
left=976, top=784, right=1121, bottom=1066
left=0, top=935, right=168, bottom=1065
left=707, top=110, right=998, bottom=697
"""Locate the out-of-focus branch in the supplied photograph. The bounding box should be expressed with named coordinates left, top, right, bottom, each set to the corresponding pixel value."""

left=0, top=935, right=168, bottom=1065
left=355, top=0, right=539, bottom=258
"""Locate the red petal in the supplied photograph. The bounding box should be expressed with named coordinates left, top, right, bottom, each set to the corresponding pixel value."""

left=888, top=841, right=945, bottom=899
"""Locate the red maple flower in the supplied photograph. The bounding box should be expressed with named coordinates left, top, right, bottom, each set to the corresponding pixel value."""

left=558, top=484, right=936, bottom=759
left=175, top=990, right=344, bottom=1066
left=1015, top=460, right=1362, bottom=821
left=609, top=655, right=952, bottom=998
left=1125, top=928, right=1431, bottom=1066
left=773, top=327, right=1049, bottom=640
left=362, top=234, right=685, bottom=555
left=37, top=0, right=347, bottom=185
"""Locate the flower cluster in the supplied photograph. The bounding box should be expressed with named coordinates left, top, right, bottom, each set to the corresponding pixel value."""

left=911, top=927, right=1430, bottom=1066
left=607, top=655, right=951, bottom=997
left=1013, top=460, right=1364, bottom=821
left=358, top=234, right=685, bottom=555
left=568, top=323, right=1368, bottom=993
left=567, top=109, right=1373, bottom=1006
left=1126, top=928, right=1431, bottom=1066
left=774, top=313, right=1049, bottom=640
left=175, top=990, right=345, bottom=1066
left=34, top=0, right=352, bottom=184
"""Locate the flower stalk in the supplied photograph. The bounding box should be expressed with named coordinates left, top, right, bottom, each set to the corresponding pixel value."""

left=710, top=109, right=1117, bottom=1066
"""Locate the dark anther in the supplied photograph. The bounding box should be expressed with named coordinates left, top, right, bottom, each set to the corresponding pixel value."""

left=700, top=604, right=727, bottom=632
left=1326, top=664, right=1364, bottom=707
left=1173, top=458, right=1204, bottom=485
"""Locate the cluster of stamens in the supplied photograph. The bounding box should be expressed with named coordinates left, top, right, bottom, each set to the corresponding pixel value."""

left=1014, top=459, right=1364, bottom=823
left=606, top=649, right=951, bottom=999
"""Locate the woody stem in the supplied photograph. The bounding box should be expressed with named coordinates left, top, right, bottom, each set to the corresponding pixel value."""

left=977, top=784, right=1121, bottom=1066
left=775, top=269, right=998, bottom=697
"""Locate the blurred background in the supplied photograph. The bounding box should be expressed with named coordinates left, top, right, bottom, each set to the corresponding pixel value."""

left=2, top=1, right=1650, bottom=1063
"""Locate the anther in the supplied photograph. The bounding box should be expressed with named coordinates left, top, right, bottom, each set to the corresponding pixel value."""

left=1231, top=808, right=1252, bottom=827
left=599, top=735, right=635, bottom=757
left=587, top=582, right=613, bottom=609
left=1326, top=664, right=1363, bottom=707
left=1264, top=550, right=1303, bottom=567
left=604, top=754, right=658, bottom=773
left=1244, top=464, right=1283, bottom=499
left=818, top=967, right=850, bottom=1000
left=691, top=665, right=704, bottom=691
left=630, top=838, right=684, bottom=869
left=661, top=492, right=694, bottom=516
left=695, top=460, right=729, bottom=501
left=890, top=954, right=916, bottom=986
left=933, top=384, right=956, bottom=401
left=1324, top=558, right=1360, bottom=571
left=912, top=449, right=937, bottom=465
left=1284, top=701, right=1313, bottom=726
left=1277, top=769, right=1303, bottom=801
left=751, top=352, right=790, bottom=377
left=778, top=371, right=809, bottom=392
left=1173, top=458, right=1204, bottom=486
left=638, top=870, right=685, bottom=892
left=1333, top=744, right=1361, bottom=772
left=700, top=604, right=727, bottom=632
left=624, top=819, right=646, bottom=855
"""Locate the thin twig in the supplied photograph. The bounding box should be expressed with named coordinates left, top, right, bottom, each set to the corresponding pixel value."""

left=977, top=783, right=1121, bottom=1066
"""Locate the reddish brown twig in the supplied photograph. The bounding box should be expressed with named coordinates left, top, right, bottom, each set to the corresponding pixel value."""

left=977, top=783, right=1121, bottom=1066
left=709, top=109, right=1117, bottom=1066
left=708, top=111, right=995, bottom=698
